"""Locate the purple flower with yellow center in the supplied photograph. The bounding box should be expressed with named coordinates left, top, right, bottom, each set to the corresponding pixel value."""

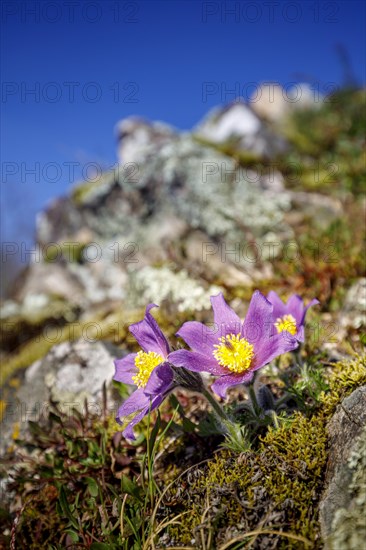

left=113, top=304, right=174, bottom=440
left=267, top=291, right=319, bottom=343
left=170, top=291, right=299, bottom=398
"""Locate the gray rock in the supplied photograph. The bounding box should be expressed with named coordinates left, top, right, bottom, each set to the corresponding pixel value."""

left=288, top=191, right=343, bottom=228
left=250, top=83, right=323, bottom=122
left=6, top=249, right=127, bottom=315
left=194, top=101, right=288, bottom=158
left=135, top=134, right=292, bottom=243
left=183, top=230, right=273, bottom=287
left=12, top=262, right=85, bottom=306
left=35, top=118, right=342, bottom=264
left=342, top=278, right=366, bottom=329
left=319, top=386, right=366, bottom=549
left=116, top=116, right=178, bottom=164
left=36, top=197, right=87, bottom=247
left=67, top=254, right=127, bottom=304
left=250, top=83, right=289, bottom=122
left=7, top=113, right=345, bottom=347
left=0, top=339, right=120, bottom=456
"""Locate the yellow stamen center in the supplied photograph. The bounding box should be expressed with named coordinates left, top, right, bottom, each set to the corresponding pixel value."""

left=213, top=333, right=254, bottom=374
left=132, top=351, right=163, bottom=388
left=274, top=314, right=297, bottom=335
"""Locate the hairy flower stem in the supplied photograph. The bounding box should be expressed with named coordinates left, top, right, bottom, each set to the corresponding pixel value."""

left=201, top=388, right=232, bottom=424
left=294, top=345, right=303, bottom=367
left=248, top=384, right=262, bottom=417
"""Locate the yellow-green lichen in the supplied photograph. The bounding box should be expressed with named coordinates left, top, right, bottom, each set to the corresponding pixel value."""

left=71, top=169, right=116, bottom=205
left=43, top=241, right=87, bottom=263
left=319, top=354, right=366, bottom=416
left=259, top=413, right=327, bottom=543
left=166, top=412, right=327, bottom=548
left=165, top=356, right=366, bottom=548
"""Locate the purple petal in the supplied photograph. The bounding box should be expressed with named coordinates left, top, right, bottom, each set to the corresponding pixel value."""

left=267, top=290, right=286, bottom=319
left=296, top=325, right=305, bottom=343
left=121, top=406, right=149, bottom=440
left=211, top=371, right=254, bottom=398
left=144, top=362, right=174, bottom=396
left=286, top=294, right=305, bottom=326
left=176, top=321, right=218, bottom=355
left=210, top=293, right=242, bottom=337
left=130, top=304, right=169, bottom=357
left=120, top=394, right=165, bottom=440
left=301, top=298, right=320, bottom=324
left=252, top=331, right=298, bottom=370
left=113, top=353, right=138, bottom=384
left=242, top=290, right=273, bottom=345
left=117, top=387, right=150, bottom=417
left=169, top=349, right=227, bottom=375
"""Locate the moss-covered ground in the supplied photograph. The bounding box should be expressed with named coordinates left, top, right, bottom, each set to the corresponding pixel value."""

left=0, top=354, right=365, bottom=549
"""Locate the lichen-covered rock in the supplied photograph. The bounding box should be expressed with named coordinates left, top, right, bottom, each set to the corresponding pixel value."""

left=0, top=339, right=120, bottom=456
left=128, top=265, right=222, bottom=312
left=133, top=134, right=292, bottom=242
left=12, top=129, right=295, bottom=332
left=319, top=386, right=366, bottom=549
left=22, top=116, right=343, bottom=329
left=37, top=132, right=293, bottom=249
left=116, top=116, right=178, bottom=164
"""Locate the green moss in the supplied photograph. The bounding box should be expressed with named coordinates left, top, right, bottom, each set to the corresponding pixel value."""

left=319, top=354, right=366, bottom=416
left=259, top=414, right=327, bottom=543
left=167, top=413, right=327, bottom=548
left=165, top=355, right=366, bottom=548
left=43, top=241, right=87, bottom=263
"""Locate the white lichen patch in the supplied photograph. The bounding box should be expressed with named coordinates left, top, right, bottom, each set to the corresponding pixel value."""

left=128, top=266, right=222, bottom=312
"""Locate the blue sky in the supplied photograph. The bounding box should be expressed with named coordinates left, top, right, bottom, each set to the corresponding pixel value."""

left=1, top=0, right=365, bottom=246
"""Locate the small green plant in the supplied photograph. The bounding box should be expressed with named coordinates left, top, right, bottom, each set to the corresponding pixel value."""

left=285, top=362, right=330, bottom=411
left=119, top=407, right=179, bottom=549
left=220, top=421, right=252, bottom=453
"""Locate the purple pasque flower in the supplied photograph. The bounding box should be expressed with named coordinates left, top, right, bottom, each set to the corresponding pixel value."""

left=113, top=304, right=174, bottom=440
left=267, top=291, right=319, bottom=343
left=169, top=291, right=298, bottom=398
